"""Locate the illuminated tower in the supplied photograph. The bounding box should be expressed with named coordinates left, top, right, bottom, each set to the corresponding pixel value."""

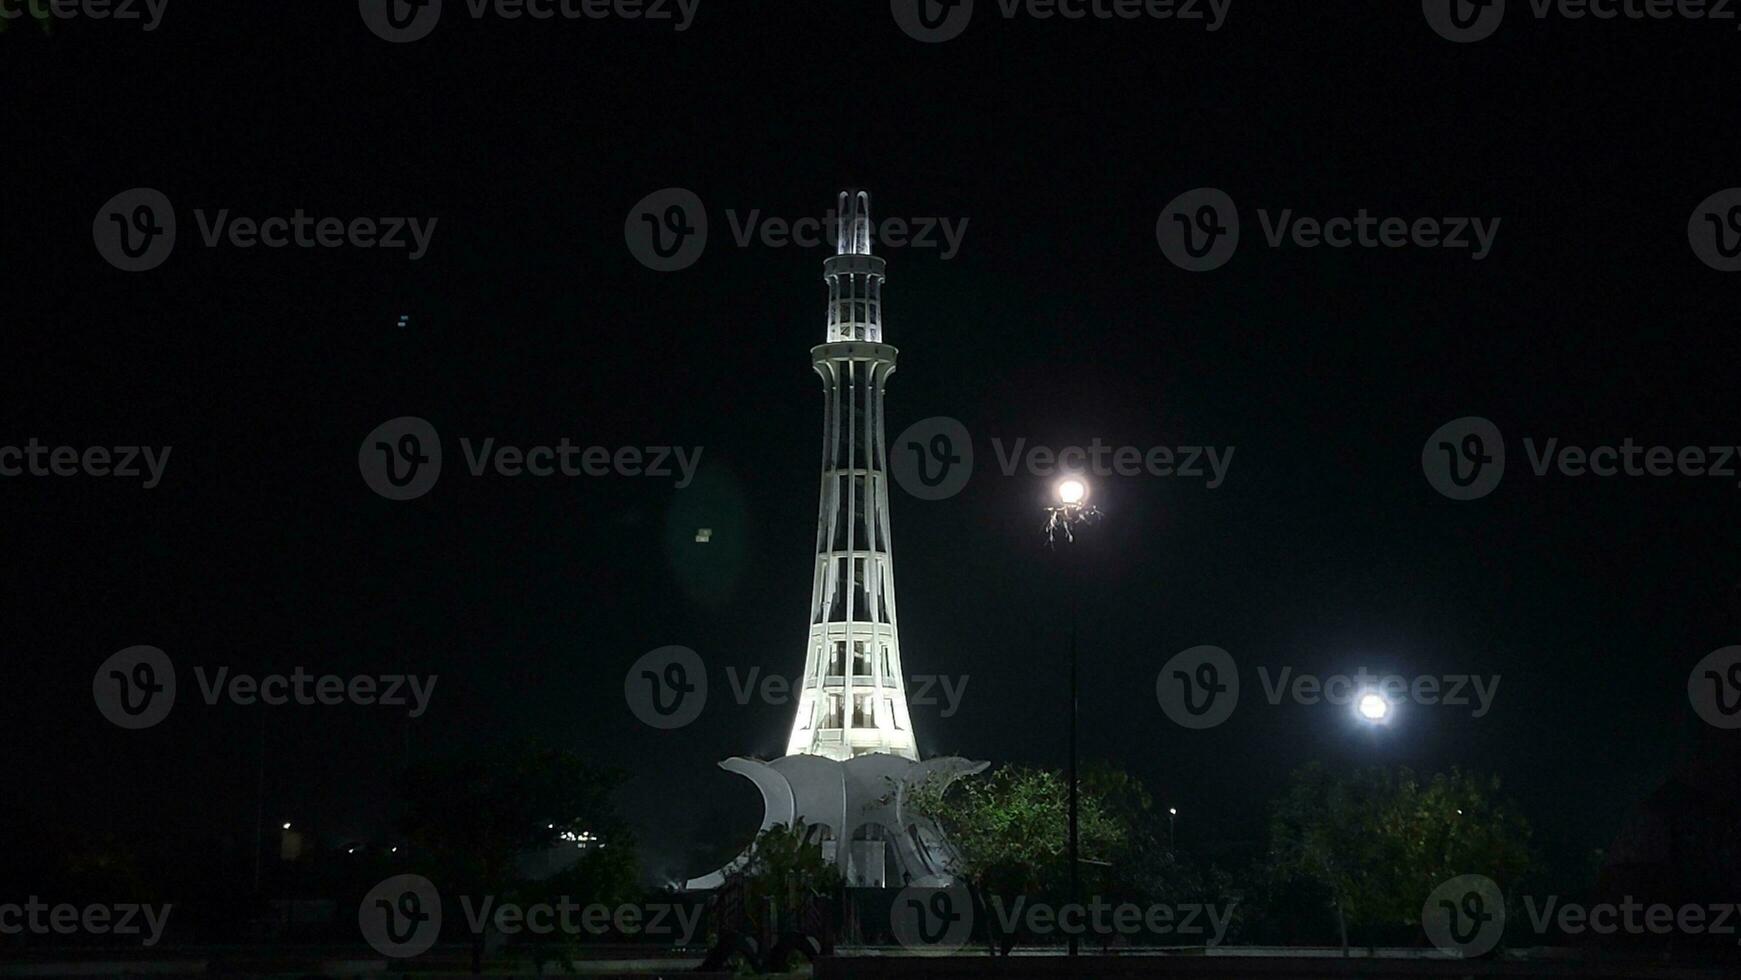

left=784, top=190, right=919, bottom=762
left=685, top=192, right=983, bottom=891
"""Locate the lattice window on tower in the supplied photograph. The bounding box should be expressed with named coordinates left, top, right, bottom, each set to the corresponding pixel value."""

left=851, top=395, right=873, bottom=469
left=845, top=476, right=863, bottom=540
left=852, top=693, right=875, bottom=727
left=885, top=698, right=900, bottom=729
left=880, top=643, right=893, bottom=680
left=829, top=480, right=852, bottom=551
left=822, top=694, right=843, bottom=729
left=826, top=640, right=845, bottom=677
left=870, top=406, right=887, bottom=472
left=827, top=557, right=851, bottom=623
left=852, top=640, right=871, bottom=677
left=832, top=414, right=853, bottom=469
left=850, top=557, right=873, bottom=620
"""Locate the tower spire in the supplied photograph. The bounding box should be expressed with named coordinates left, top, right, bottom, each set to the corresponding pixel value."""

left=837, top=190, right=872, bottom=256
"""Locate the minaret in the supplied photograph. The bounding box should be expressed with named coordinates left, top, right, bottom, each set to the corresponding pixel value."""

left=684, top=192, right=984, bottom=891
left=785, top=191, right=919, bottom=762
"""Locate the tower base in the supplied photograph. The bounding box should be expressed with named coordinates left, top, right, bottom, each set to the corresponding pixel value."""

left=683, top=752, right=987, bottom=890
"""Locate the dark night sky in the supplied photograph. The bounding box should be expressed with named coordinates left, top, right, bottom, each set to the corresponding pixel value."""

left=4, top=2, right=1739, bottom=889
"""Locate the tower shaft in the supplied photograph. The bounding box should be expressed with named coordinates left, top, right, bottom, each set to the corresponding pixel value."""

left=787, top=192, right=918, bottom=762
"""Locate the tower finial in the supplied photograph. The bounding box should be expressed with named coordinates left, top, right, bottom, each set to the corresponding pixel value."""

left=823, top=190, right=885, bottom=342
left=837, top=189, right=872, bottom=256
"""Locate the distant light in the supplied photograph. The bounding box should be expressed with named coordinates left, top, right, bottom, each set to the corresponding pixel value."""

left=1168, top=807, right=1178, bottom=816
left=390, top=846, right=398, bottom=853
left=1056, top=478, right=1087, bottom=506
left=347, top=847, right=356, bottom=854
left=1357, top=692, right=1391, bottom=722
left=282, top=822, right=292, bottom=830
left=695, top=528, right=712, bottom=543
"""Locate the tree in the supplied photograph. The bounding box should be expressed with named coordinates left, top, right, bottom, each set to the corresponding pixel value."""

left=907, top=764, right=1125, bottom=953
left=396, top=741, right=637, bottom=973
left=739, top=821, right=842, bottom=956
left=1084, top=762, right=1245, bottom=946
left=1265, top=763, right=1534, bottom=953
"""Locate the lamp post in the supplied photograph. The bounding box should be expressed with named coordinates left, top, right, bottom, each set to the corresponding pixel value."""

left=1168, top=807, right=1178, bottom=852
left=1045, top=476, right=1099, bottom=957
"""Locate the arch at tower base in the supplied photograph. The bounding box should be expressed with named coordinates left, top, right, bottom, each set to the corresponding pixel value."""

left=683, top=752, right=987, bottom=891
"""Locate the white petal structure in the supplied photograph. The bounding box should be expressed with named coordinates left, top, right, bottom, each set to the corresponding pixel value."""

left=683, top=754, right=987, bottom=889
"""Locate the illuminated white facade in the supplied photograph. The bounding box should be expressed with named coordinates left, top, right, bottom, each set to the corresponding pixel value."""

left=784, top=190, right=918, bottom=762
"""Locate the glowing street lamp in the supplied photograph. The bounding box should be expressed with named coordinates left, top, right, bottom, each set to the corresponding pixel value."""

left=1045, top=476, right=1100, bottom=544
left=1356, top=691, right=1393, bottom=724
